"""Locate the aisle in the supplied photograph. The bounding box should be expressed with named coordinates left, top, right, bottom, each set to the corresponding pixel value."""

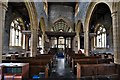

left=49, top=57, right=76, bottom=79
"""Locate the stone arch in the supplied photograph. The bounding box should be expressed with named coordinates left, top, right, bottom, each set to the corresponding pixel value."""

left=24, top=1, right=38, bottom=30
left=94, top=24, right=106, bottom=33
left=84, top=2, right=113, bottom=55
left=6, top=0, right=38, bottom=30
left=84, top=2, right=112, bottom=32
left=76, top=20, right=84, bottom=33
left=24, top=1, right=38, bottom=56
left=11, top=17, right=26, bottom=30
left=52, top=19, right=70, bottom=32
left=40, top=17, right=46, bottom=32
left=52, top=17, right=73, bottom=31
left=4, top=1, right=38, bottom=54
left=75, top=20, right=84, bottom=52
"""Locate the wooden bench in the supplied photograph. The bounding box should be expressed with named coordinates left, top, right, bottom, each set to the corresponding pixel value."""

left=71, top=56, right=113, bottom=75
left=70, top=56, right=100, bottom=67
left=94, top=53, right=114, bottom=60
left=2, top=58, right=52, bottom=79
left=72, top=57, right=100, bottom=75
left=67, top=54, right=85, bottom=66
left=16, top=54, right=54, bottom=68
left=77, top=63, right=118, bottom=79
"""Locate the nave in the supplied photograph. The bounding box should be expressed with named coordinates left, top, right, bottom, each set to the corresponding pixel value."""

left=49, top=50, right=118, bottom=80
left=1, top=1, right=120, bottom=80
left=49, top=53, right=76, bottom=79
left=1, top=48, right=119, bottom=80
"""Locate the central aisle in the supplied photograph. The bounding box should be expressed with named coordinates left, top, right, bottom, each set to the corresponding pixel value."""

left=49, top=54, right=76, bottom=79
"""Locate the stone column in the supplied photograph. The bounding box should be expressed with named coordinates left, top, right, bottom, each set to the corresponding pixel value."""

left=77, top=32, right=80, bottom=50
left=41, top=32, right=45, bottom=54
left=111, top=10, right=120, bottom=64
left=25, top=34, right=29, bottom=51
left=0, top=2, right=8, bottom=62
left=48, top=37, right=52, bottom=48
left=64, top=37, right=66, bottom=52
left=30, top=28, right=38, bottom=57
left=84, top=30, right=89, bottom=56
left=71, top=37, right=73, bottom=50
left=57, top=37, right=59, bottom=49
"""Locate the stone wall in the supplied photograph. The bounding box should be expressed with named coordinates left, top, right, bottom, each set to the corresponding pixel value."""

left=48, top=3, right=74, bottom=31
left=75, top=2, right=90, bottom=25
left=3, top=6, right=23, bottom=54
left=90, top=8, right=113, bottom=54
left=34, top=2, right=48, bottom=29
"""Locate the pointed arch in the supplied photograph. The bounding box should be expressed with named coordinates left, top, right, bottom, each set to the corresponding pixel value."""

left=76, top=20, right=84, bottom=33
left=24, top=1, right=38, bottom=30
left=24, top=1, right=38, bottom=56
left=40, top=17, right=46, bottom=33
left=52, top=19, right=70, bottom=32
left=84, top=2, right=112, bottom=32
left=84, top=2, right=113, bottom=55
left=52, top=17, right=73, bottom=31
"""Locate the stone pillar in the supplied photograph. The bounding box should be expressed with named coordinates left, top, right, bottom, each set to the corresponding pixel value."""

left=48, top=37, right=52, bottom=48
left=25, top=34, right=29, bottom=51
left=77, top=32, right=80, bottom=50
left=111, top=10, right=120, bottom=64
left=41, top=33, right=45, bottom=54
left=57, top=37, right=59, bottom=49
left=0, top=2, right=8, bottom=62
left=30, top=28, right=38, bottom=57
left=73, top=36, right=78, bottom=54
left=64, top=37, right=66, bottom=52
left=3, top=7, right=11, bottom=54
left=71, top=37, right=73, bottom=50
left=84, top=30, right=89, bottom=56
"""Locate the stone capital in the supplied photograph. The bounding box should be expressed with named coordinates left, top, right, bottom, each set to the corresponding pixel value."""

left=111, top=11, right=118, bottom=17
left=1, top=2, right=8, bottom=11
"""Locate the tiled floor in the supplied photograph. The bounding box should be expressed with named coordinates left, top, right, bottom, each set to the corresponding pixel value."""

left=49, top=57, right=76, bottom=79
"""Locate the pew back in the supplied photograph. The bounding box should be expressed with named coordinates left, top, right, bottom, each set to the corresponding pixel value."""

left=77, top=63, right=118, bottom=78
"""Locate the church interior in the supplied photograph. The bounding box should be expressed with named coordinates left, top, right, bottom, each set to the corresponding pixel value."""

left=0, top=0, right=120, bottom=80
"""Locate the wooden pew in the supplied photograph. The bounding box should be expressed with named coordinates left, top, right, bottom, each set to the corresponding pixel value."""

left=72, top=57, right=100, bottom=75
left=71, top=56, right=114, bottom=75
left=27, top=59, right=50, bottom=78
left=16, top=54, right=54, bottom=68
left=2, top=52, right=24, bottom=60
left=67, top=54, right=85, bottom=67
left=94, top=53, right=114, bottom=62
left=77, top=63, right=118, bottom=79
left=16, top=57, right=54, bottom=75
left=68, top=55, right=98, bottom=67
left=1, top=63, right=29, bottom=80
left=2, top=58, right=52, bottom=79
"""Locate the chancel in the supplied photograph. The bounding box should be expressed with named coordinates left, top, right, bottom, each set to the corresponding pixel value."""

left=0, top=0, right=120, bottom=80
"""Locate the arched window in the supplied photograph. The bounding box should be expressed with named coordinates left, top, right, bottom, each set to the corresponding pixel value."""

left=38, top=36, right=42, bottom=48
left=53, top=19, right=70, bottom=32
left=9, top=18, right=25, bottom=49
left=51, top=37, right=57, bottom=48
left=96, top=26, right=106, bottom=48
